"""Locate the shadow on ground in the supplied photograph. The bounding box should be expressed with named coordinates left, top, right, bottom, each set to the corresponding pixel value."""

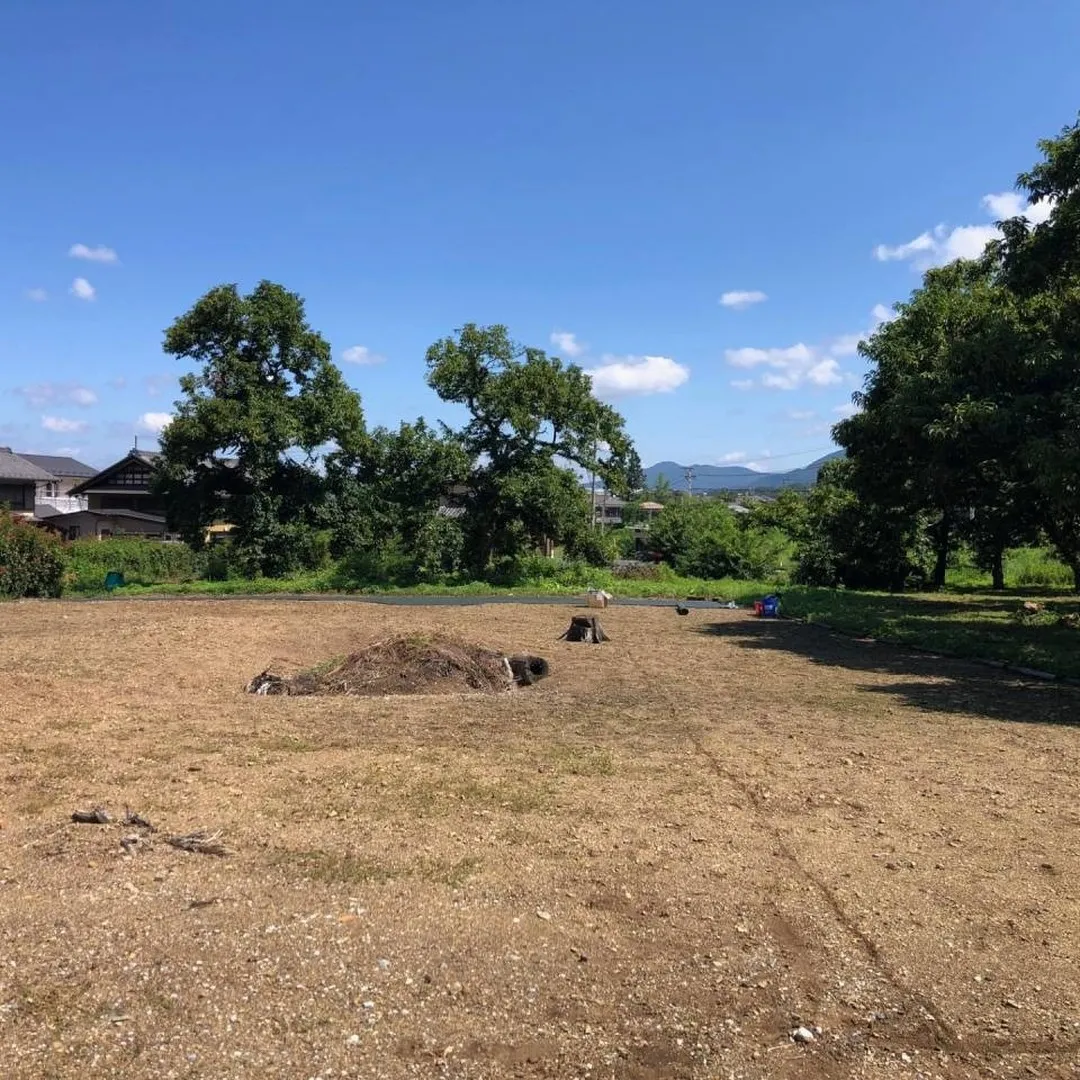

left=698, top=617, right=1080, bottom=727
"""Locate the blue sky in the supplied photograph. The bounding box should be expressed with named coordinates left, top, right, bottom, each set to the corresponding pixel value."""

left=2, top=1, right=1079, bottom=473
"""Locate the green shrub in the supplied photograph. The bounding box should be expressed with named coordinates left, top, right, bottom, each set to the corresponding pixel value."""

left=0, top=511, right=65, bottom=598
left=64, top=538, right=202, bottom=592
left=1006, top=547, right=1074, bottom=589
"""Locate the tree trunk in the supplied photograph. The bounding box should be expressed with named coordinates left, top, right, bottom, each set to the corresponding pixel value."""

left=931, top=517, right=951, bottom=591
left=1073, top=562, right=1080, bottom=595
left=991, top=547, right=1005, bottom=591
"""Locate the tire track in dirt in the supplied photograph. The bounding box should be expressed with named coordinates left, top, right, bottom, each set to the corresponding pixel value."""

left=691, top=734, right=960, bottom=1050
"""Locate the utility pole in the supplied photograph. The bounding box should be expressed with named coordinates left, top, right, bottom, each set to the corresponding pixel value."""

left=684, top=466, right=695, bottom=496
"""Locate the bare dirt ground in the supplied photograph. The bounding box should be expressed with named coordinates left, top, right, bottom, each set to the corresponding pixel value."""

left=1, top=600, right=1079, bottom=1080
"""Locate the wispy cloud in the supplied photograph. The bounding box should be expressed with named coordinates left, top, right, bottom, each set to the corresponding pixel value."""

left=719, top=290, right=767, bottom=310
left=340, top=345, right=385, bottom=365
left=718, top=451, right=747, bottom=463
left=136, top=412, right=173, bottom=435
left=787, top=409, right=815, bottom=421
left=585, top=354, right=689, bottom=397
left=550, top=331, right=585, bottom=357
left=13, top=382, right=98, bottom=408
left=69, top=243, right=118, bottom=264
left=873, top=191, right=1054, bottom=270
left=833, top=401, right=860, bottom=419
left=24, top=287, right=48, bottom=302
left=70, top=277, right=96, bottom=301
left=41, top=415, right=89, bottom=433
left=109, top=376, right=128, bottom=390
left=724, top=304, right=891, bottom=392
left=144, top=373, right=175, bottom=397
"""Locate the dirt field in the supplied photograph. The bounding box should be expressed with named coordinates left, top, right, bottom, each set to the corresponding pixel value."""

left=2, top=600, right=1079, bottom=1079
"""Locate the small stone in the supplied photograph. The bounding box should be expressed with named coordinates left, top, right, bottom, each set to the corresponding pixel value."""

left=536, top=909, right=552, bottom=921
left=791, top=1026, right=815, bottom=1044
left=1003, top=999, right=1021, bottom=1009
left=345, top=1034, right=360, bottom=1045
left=900, top=1051, right=912, bottom=1063
left=362, top=1001, right=375, bottom=1010
left=377, top=958, right=390, bottom=970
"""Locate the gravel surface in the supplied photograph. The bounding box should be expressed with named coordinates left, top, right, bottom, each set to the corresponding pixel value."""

left=1, top=599, right=1078, bottom=1079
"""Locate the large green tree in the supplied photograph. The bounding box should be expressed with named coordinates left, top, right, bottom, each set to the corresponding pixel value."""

left=156, top=281, right=365, bottom=576
left=992, top=115, right=1080, bottom=588
left=327, top=418, right=471, bottom=580
left=425, top=324, right=637, bottom=573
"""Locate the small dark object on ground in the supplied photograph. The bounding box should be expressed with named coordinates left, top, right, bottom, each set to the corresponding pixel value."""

left=166, top=830, right=230, bottom=857
left=123, top=809, right=157, bottom=832
left=507, top=654, right=550, bottom=686
left=72, top=807, right=112, bottom=824
left=559, top=616, right=609, bottom=643
left=675, top=605, right=690, bottom=616
left=119, top=834, right=145, bottom=854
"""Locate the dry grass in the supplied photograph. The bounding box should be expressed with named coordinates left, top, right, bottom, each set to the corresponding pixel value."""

left=1, top=599, right=1079, bottom=1079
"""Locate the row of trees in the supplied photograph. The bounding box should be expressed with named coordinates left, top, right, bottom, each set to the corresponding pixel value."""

left=816, top=115, right=1080, bottom=593
left=155, top=288, right=641, bottom=579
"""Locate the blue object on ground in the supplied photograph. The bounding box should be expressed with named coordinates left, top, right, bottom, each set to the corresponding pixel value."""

left=104, top=571, right=125, bottom=591
left=761, top=594, right=780, bottom=617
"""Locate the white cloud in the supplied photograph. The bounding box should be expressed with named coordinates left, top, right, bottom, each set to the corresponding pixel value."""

left=873, top=191, right=1055, bottom=270
left=25, top=287, right=48, bottom=302
left=833, top=401, right=860, bottom=419
left=41, top=415, right=89, bottom=433
left=69, top=243, right=118, bottom=263
left=724, top=303, right=893, bottom=392
left=13, top=382, right=98, bottom=408
left=981, top=191, right=1053, bottom=224
left=726, top=342, right=842, bottom=391
left=718, top=451, right=747, bottom=463
left=585, top=354, right=689, bottom=397
left=70, top=277, right=96, bottom=301
left=136, top=412, right=173, bottom=434
left=719, top=290, right=767, bottom=310
left=871, top=303, right=895, bottom=324
left=340, top=345, right=384, bottom=365
left=550, top=331, right=585, bottom=357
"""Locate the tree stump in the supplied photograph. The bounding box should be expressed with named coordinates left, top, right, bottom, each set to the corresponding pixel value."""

left=559, top=615, right=609, bottom=643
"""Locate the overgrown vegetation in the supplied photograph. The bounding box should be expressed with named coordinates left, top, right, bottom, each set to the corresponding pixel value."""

left=0, top=510, right=64, bottom=598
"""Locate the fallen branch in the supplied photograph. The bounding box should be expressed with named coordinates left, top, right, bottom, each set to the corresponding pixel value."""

left=165, top=830, right=230, bottom=857
left=123, top=809, right=157, bottom=832
left=71, top=807, right=112, bottom=824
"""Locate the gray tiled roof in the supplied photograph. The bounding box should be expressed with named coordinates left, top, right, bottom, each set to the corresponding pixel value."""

left=0, top=449, right=57, bottom=483
left=15, top=453, right=97, bottom=478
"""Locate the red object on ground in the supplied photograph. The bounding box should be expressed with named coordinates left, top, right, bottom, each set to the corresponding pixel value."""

left=754, top=601, right=764, bottom=615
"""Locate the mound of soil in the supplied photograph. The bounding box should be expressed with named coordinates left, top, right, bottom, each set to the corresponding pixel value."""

left=247, top=634, right=546, bottom=697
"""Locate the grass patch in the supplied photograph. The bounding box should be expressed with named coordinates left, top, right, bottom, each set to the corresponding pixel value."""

left=780, top=586, right=1080, bottom=679
left=274, top=849, right=482, bottom=887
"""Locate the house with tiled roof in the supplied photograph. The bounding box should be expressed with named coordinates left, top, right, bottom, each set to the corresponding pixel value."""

left=15, top=452, right=96, bottom=516
left=0, top=448, right=57, bottom=517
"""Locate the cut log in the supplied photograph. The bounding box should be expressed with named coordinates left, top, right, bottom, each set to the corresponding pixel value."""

left=559, top=615, right=609, bottom=643
left=507, top=654, right=551, bottom=685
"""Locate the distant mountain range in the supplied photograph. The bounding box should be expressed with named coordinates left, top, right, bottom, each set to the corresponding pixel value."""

left=644, top=451, right=842, bottom=493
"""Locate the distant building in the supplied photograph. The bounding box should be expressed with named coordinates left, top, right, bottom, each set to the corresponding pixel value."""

left=16, top=453, right=96, bottom=517
left=46, top=448, right=171, bottom=540
left=0, top=448, right=55, bottom=517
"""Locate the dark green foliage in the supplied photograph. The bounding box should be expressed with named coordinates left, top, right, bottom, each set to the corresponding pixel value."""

left=64, top=537, right=202, bottom=592
left=648, top=498, right=789, bottom=581
left=156, top=281, right=366, bottom=577
left=425, top=324, right=636, bottom=574
left=0, top=511, right=64, bottom=598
